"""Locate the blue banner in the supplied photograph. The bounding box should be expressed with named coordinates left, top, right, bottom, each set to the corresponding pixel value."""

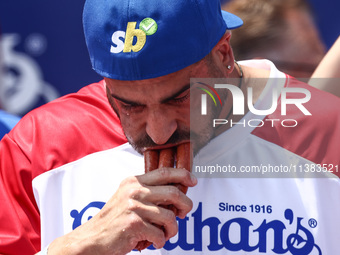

left=0, top=0, right=100, bottom=116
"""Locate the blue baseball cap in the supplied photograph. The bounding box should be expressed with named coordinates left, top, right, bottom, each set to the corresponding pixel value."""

left=83, top=0, right=243, bottom=81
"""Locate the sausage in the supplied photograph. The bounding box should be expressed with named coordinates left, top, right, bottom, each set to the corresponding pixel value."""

left=175, top=142, right=193, bottom=194
left=144, top=142, right=192, bottom=172
left=144, top=149, right=159, bottom=173
left=136, top=142, right=192, bottom=251
left=158, top=147, right=176, bottom=168
left=176, top=142, right=192, bottom=172
left=135, top=240, right=152, bottom=252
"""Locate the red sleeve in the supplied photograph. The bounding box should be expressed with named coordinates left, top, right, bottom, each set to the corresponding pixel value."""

left=252, top=76, right=340, bottom=177
left=0, top=81, right=127, bottom=254
left=0, top=134, right=40, bottom=254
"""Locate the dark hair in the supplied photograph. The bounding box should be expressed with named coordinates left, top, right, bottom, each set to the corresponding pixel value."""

left=222, top=0, right=314, bottom=60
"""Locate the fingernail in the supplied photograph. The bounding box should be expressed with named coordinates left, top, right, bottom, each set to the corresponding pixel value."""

left=190, top=173, right=197, bottom=184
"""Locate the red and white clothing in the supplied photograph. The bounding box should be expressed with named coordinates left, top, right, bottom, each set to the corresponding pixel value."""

left=1, top=60, right=340, bottom=254
left=0, top=82, right=127, bottom=254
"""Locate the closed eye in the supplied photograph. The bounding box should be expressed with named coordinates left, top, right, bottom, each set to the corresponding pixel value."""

left=120, top=102, right=145, bottom=112
left=170, top=90, right=190, bottom=104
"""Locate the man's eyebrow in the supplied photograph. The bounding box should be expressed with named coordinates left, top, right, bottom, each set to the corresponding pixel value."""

left=110, top=94, right=142, bottom=105
left=160, top=84, right=191, bottom=103
left=110, top=84, right=191, bottom=105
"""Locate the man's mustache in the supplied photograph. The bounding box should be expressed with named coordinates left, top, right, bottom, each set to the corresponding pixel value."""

left=132, top=130, right=191, bottom=149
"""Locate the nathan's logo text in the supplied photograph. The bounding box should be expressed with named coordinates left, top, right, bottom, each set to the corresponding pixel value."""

left=110, top=18, right=158, bottom=53
left=71, top=201, right=321, bottom=254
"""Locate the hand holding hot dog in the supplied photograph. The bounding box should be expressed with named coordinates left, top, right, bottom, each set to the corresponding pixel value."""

left=47, top=161, right=196, bottom=255
left=136, top=142, right=193, bottom=250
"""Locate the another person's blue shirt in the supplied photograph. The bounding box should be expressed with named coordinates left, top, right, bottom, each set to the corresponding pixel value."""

left=0, top=110, right=20, bottom=139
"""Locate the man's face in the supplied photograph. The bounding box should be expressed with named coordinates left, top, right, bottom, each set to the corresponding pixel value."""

left=105, top=58, right=221, bottom=155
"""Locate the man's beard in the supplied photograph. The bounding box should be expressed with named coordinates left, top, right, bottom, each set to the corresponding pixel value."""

left=126, top=128, right=214, bottom=156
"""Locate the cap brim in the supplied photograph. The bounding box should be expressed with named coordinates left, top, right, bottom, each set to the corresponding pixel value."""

left=222, top=10, right=243, bottom=29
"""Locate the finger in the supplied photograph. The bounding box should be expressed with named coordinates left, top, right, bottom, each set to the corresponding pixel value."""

left=145, top=185, right=193, bottom=218
left=138, top=167, right=197, bottom=188
left=136, top=220, right=167, bottom=250
left=117, top=179, right=192, bottom=217
left=173, top=183, right=188, bottom=194
left=132, top=203, right=178, bottom=240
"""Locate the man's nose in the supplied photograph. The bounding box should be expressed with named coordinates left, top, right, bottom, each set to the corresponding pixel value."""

left=145, top=106, right=177, bottom=145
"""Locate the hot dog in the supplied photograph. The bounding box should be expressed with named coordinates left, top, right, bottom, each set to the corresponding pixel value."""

left=175, top=142, right=193, bottom=194
left=144, top=149, right=159, bottom=173
left=135, top=142, right=192, bottom=251
left=158, top=147, right=176, bottom=168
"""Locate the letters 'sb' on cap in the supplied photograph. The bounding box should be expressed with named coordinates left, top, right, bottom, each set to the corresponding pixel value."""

left=83, top=0, right=243, bottom=81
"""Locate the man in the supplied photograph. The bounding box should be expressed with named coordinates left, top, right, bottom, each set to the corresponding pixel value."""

left=1, top=0, right=340, bottom=254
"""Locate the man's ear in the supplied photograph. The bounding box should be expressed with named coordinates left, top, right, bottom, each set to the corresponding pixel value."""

left=210, top=31, right=235, bottom=75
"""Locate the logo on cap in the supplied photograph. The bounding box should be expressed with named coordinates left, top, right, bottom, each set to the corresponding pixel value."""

left=110, top=17, right=158, bottom=54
